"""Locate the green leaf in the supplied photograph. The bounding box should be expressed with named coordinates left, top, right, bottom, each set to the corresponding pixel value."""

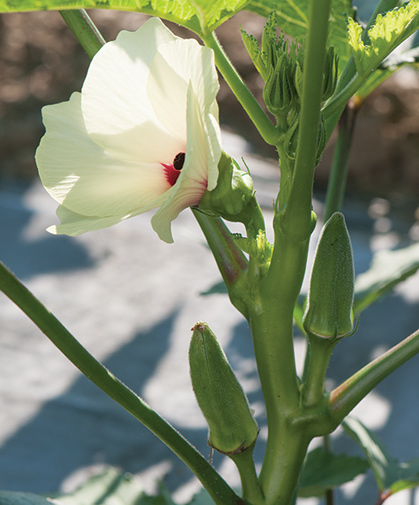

left=298, top=447, right=369, bottom=497
left=0, top=492, right=56, bottom=505
left=245, top=0, right=355, bottom=72
left=348, top=1, right=419, bottom=77
left=356, top=39, right=419, bottom=99
left=200, top=279, right=228, bottom=295
left=54, top=467, right=146, bottom=505
left=343, top=417, right=419, bottom=495
left=186, top=489, right=214, bottom=505
left=0, top=0, right=247, bottom=34
left=190, top=0, right=247, bottom=31
left=354, top=241, right=419, bottom=313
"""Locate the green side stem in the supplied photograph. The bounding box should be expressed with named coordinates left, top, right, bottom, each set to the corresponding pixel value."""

left=0, top=261, right=244, bottom=505
left=60, top=9, right=106, bottom=58
left=230, top=448, right=265, bottom=505
left=192, top=210, right=248, bottom=286
left=201, top=31, right=280, bottom=146
left=193, top=210, right=249, bottom=317
left=302, top=337, right=337, bottom=408
left=323, top=98, right=360, bottom=222
left=328, top=327, right=419, bottom=427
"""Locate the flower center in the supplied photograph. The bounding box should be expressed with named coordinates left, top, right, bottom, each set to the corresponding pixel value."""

left=162, top=152, right=186, bottom=187
left=173, top=152, right=185, bottom=171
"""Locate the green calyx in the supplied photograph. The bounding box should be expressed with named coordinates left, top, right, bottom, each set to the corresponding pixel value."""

left=189, top=322, right=258, bottom=455
left=263, top=55, right=295, bottom=117
left=198, top=152, right=254, bottom=222
left=303, top=212, right=355, bottom=341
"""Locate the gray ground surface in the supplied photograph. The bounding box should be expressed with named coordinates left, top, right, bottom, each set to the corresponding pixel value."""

left=1, top=131, right=419, bottom=504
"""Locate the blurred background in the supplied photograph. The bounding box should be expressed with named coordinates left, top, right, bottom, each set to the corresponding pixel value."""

left=0, top=10, right=419, bottom=197
left=0, top=7, right=419, bottom=505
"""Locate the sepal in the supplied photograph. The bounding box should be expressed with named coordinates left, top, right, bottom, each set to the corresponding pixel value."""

left=198, top=152, right=254, bottom=221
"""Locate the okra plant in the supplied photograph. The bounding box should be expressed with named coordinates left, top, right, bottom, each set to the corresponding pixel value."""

left=0, top=1, right=419, bottom=504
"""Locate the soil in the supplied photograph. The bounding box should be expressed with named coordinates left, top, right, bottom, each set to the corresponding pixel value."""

left=0, top=9, right=418, bottom=201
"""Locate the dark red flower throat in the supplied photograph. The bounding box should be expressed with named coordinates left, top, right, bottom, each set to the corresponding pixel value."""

left=162, top=152, right=186, bottom=187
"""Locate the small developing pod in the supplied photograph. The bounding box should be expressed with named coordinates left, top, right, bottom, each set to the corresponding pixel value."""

left=189, top=322, right=258, bottom=455
left=303, top=212, right=355, bottom=340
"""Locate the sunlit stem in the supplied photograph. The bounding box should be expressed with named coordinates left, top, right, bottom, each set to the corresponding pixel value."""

left=60, top=9, right=105, bottom=58
left=0, top=262, right=244, bottom=505
left=329, top=328, right=419, bottom=425
left=202, top=31, right=280, bottom=146
left=193, top=210, right=249, bottom=317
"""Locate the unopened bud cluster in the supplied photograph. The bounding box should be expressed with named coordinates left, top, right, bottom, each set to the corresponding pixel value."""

left=242, top=12, right=338, bottom=161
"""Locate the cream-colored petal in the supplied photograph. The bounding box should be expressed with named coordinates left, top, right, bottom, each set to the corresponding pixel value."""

left=49, top=205, right=126, bottom=236
left=204, top=113, right=222, bottom=191
left=151, top=86, right=221, bottom=243
left=81, top=18, right=182, bottom=164
left=36, top=93, right=171, bottom=220
left=147, top=38, right=219, bottom=140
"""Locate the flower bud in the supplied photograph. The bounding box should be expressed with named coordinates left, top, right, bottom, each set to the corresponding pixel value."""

left=198, top=152, right=254, bottom=220
left=263, top=56, right=294, bottom=117
left=189, top=322, right=258, bottom=454
left=261, top=12, right=279, bottom=70
left=241, top=29, right=268, bottom=81
left=303, top=213, right=355, bottom=340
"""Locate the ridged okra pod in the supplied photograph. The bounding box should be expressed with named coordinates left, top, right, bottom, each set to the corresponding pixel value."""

left=303, top=212, right=355, bottom=340
left=189, top=322, right=258, bottom=454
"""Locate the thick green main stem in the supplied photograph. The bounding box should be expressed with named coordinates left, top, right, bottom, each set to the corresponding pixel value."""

left=251, top=1, right=332, bottom=503
left=0, top=261, right=244, bottom=505
left=285, top=0, right=332, bottom=234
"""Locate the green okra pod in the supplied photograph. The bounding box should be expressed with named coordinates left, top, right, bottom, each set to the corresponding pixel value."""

left=189, top=322, right=258, bottom=455
left=303, top=212, right=355, bottom=340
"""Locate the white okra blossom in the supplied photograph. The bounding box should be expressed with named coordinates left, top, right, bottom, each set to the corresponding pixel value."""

left=36, top=17, right=221, bottom=243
